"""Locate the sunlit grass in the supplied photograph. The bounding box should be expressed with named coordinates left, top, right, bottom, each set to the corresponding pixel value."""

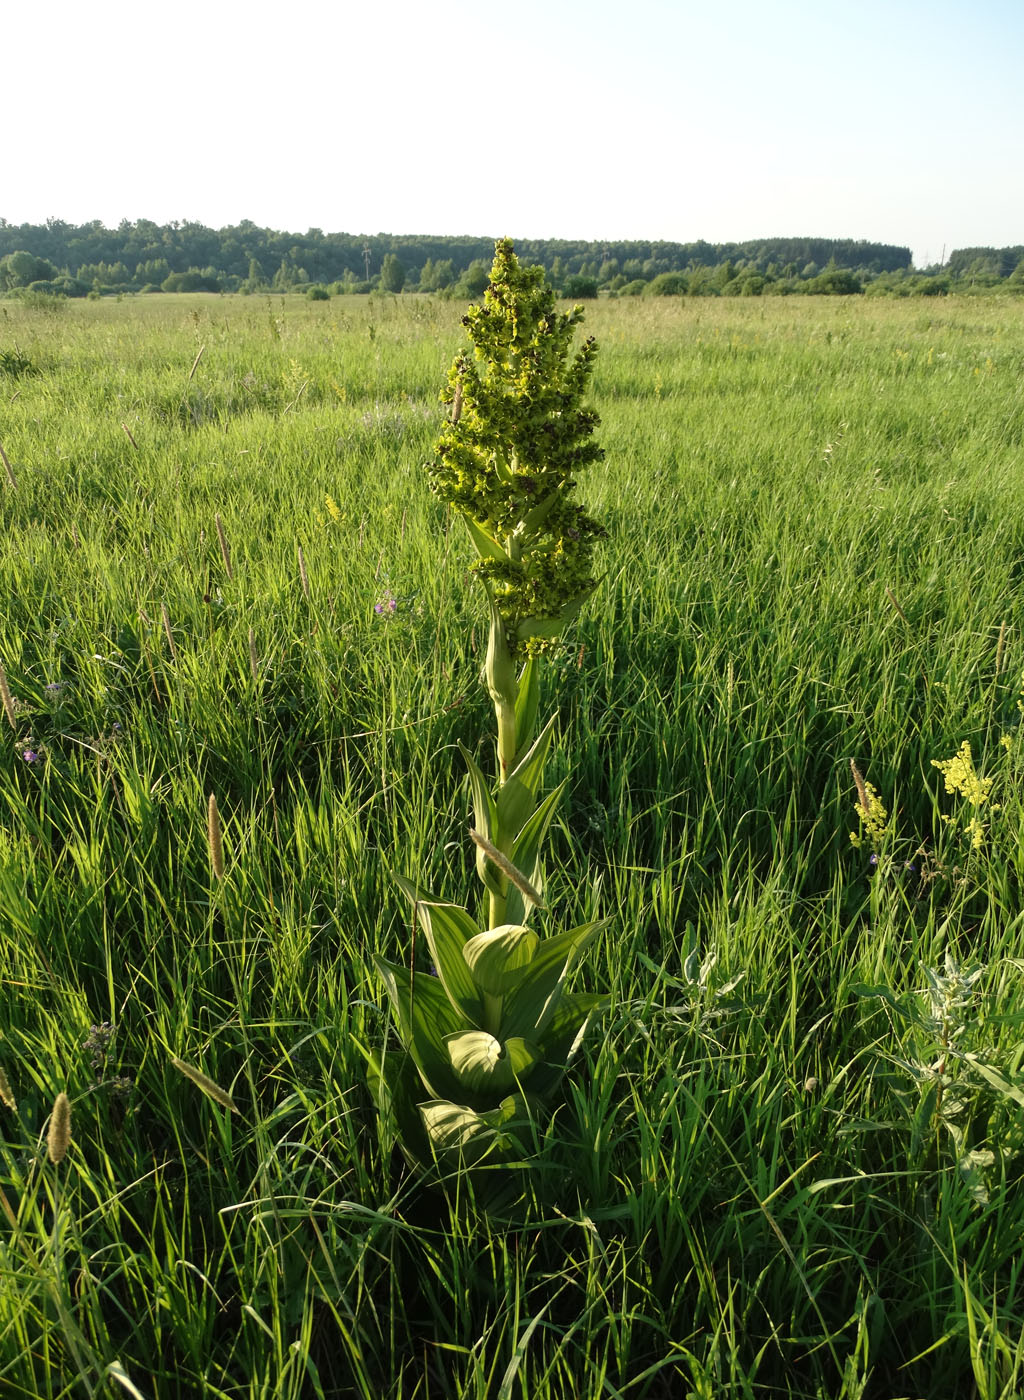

left=0, top=291, right=1022, bottom=1396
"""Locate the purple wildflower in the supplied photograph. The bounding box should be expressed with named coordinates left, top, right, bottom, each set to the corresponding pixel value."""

left=869, top=853, right=878, bottom=865
left=22, top=749, right=39, bottom=763
left=374, top=591, right=397, bottom=616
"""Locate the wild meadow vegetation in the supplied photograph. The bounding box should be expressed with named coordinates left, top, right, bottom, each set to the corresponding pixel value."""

left=1, top=281, right=1024, bottom=1398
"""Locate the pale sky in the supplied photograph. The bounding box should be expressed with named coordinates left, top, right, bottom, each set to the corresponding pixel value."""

left=7, top=0, right=1022, bottom=267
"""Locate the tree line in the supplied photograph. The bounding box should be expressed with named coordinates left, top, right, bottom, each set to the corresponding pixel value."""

left=0, top=218, right=1021, bottom=299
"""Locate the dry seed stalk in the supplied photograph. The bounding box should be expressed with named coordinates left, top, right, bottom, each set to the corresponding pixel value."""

left=47, top=1092, right=71, bottom=1164
left=885, top=586, right=909, bottom=625
left=297, top=543, right=310, bottom=600
left=0, top=441, right=16, bottom=490
left=171, top=1058, right=238, bottom=1113
left=248, top=628, right=259, bottom=684
left=0, top=664, right=16, bottom=729
left=469, top=828, right=546, bottom=910
left=207, top=794, right=225, bottom=880
left=0, top=1065, right=16, bottom=1111
left=850, top=759, right=869, bottom=813
left=995, top=618, right=1007, bottom=676
left=121, top=422, right=139, bottom=450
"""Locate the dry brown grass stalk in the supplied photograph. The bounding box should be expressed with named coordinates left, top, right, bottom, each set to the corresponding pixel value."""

left=161, top=604, right=178, bottom=662
left=171, top=1058, right=238, bottom=1113
left=0, top=1065, right=16, bottom=1111
left=850, top=759, right=869, bottom=813
left=0, top=664, right=16, bottom=730
left=47, top=1092, right=71, bottom=1164
left=0, top=442, right=16, bottom=490
left=469, top=828, right=546, bottom=910
left=207, top=794, right=225, bottom=880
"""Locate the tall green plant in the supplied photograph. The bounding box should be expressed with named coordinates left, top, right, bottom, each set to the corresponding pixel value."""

left=370, top=240, right=608, bottom=1171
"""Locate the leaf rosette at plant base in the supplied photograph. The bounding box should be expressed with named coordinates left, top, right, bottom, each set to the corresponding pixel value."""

left=370, top=891, right=607, bottom=1170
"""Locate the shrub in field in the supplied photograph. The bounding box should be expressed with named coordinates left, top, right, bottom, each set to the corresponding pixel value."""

left=370, top=240, right=608, bottom=1174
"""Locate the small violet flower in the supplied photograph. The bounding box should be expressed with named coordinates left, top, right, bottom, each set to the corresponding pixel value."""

left=22, top=749, right=39, bottom=764
left=868, top=853, right=878, bottom=866
left=374, top=592, right=397, bottom=616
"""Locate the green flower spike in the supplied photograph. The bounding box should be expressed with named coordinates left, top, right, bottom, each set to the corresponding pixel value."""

left=370, top=241, right=608, bottom=1178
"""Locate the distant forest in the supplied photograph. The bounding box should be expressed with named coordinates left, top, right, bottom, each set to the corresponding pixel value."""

left=1, top=218, right=1022, bottom=299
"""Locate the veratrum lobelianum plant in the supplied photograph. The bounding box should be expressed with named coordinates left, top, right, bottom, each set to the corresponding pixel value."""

left=370, top=239, right=608, bottom=1172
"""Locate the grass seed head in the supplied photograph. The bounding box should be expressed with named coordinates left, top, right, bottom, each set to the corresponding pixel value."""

left=171, top=1058, right=238, bottom=1113
left=207, top=794, right=225, bottom=880
left=0, top=1065, right=16, bottom=1111
left=47, top=1092, right=71, bottom=1164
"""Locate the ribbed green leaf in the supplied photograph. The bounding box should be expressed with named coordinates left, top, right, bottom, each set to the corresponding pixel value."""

left=496, top=714, right=557, bottom=838
left=504, top=780, right=567, bottom=925
left=419, top=1092, right=536, bottom=1163
left=500, top=920, right=607, bottom=1040
left=463, top=924, right=539, bottom=995
left=373, top=955, right=469, bottom=1103
left=513, top=655, right=541, bottom=759
left=446, top=1030, right=541, bottom=1092
left=459, top=743, right=503, bottom=894
left=527, top=993, right=608, bottom=1098
left=367, top=1048, right=433, bottom=1171
left=394, top=880, right=484, bottom=1025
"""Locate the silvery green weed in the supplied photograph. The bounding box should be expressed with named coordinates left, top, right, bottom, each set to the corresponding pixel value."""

left=369, top=241, right=608, bottom=1175
left=851, top=952, right=1023, bottom=1204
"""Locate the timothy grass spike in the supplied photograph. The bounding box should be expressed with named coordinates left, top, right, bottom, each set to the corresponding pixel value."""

left=469, top=827, right=547, bottom=910
left=207, top=794, right=225, bottom=880
left=171, top=1058, right=238, bottom=1113
left=47, top=1092, right=71, bottom=1164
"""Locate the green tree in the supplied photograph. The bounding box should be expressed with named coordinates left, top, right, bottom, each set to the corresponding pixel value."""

left=563, top=274, right=599, bottom=299
left=380, top=254, right=406, bottom=293
left=0, top=250, right=57, bottom=290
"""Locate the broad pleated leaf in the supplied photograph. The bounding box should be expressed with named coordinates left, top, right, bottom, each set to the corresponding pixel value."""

left=446, top=1030, right=541, bottom=1092
left=373, top=955, right=468, bottom=1103
left=394, top=879, right=484, bottom=1025
left=463, top=924, right=539, bottom=995
left=419, top=1092, right=536, bottom=1163
left=527, top=993, right=608, bottom=1098
left=500, top=919, right=607, bottom=1040
left=504, top=780, right=567, bottom=924
left=367, top=1048, right=433, bottom=1171
left=459, top=744, right=503, bottom=894
left=513, top=655, right=541, bottom=760
left=496, top=714, right=557, bottom=838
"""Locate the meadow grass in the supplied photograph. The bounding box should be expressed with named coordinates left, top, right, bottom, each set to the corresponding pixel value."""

left=0, top=290, right=1023, bottom=1397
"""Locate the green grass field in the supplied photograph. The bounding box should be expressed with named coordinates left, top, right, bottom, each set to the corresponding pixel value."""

left=1, top=289, right=1024, bottom=1398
